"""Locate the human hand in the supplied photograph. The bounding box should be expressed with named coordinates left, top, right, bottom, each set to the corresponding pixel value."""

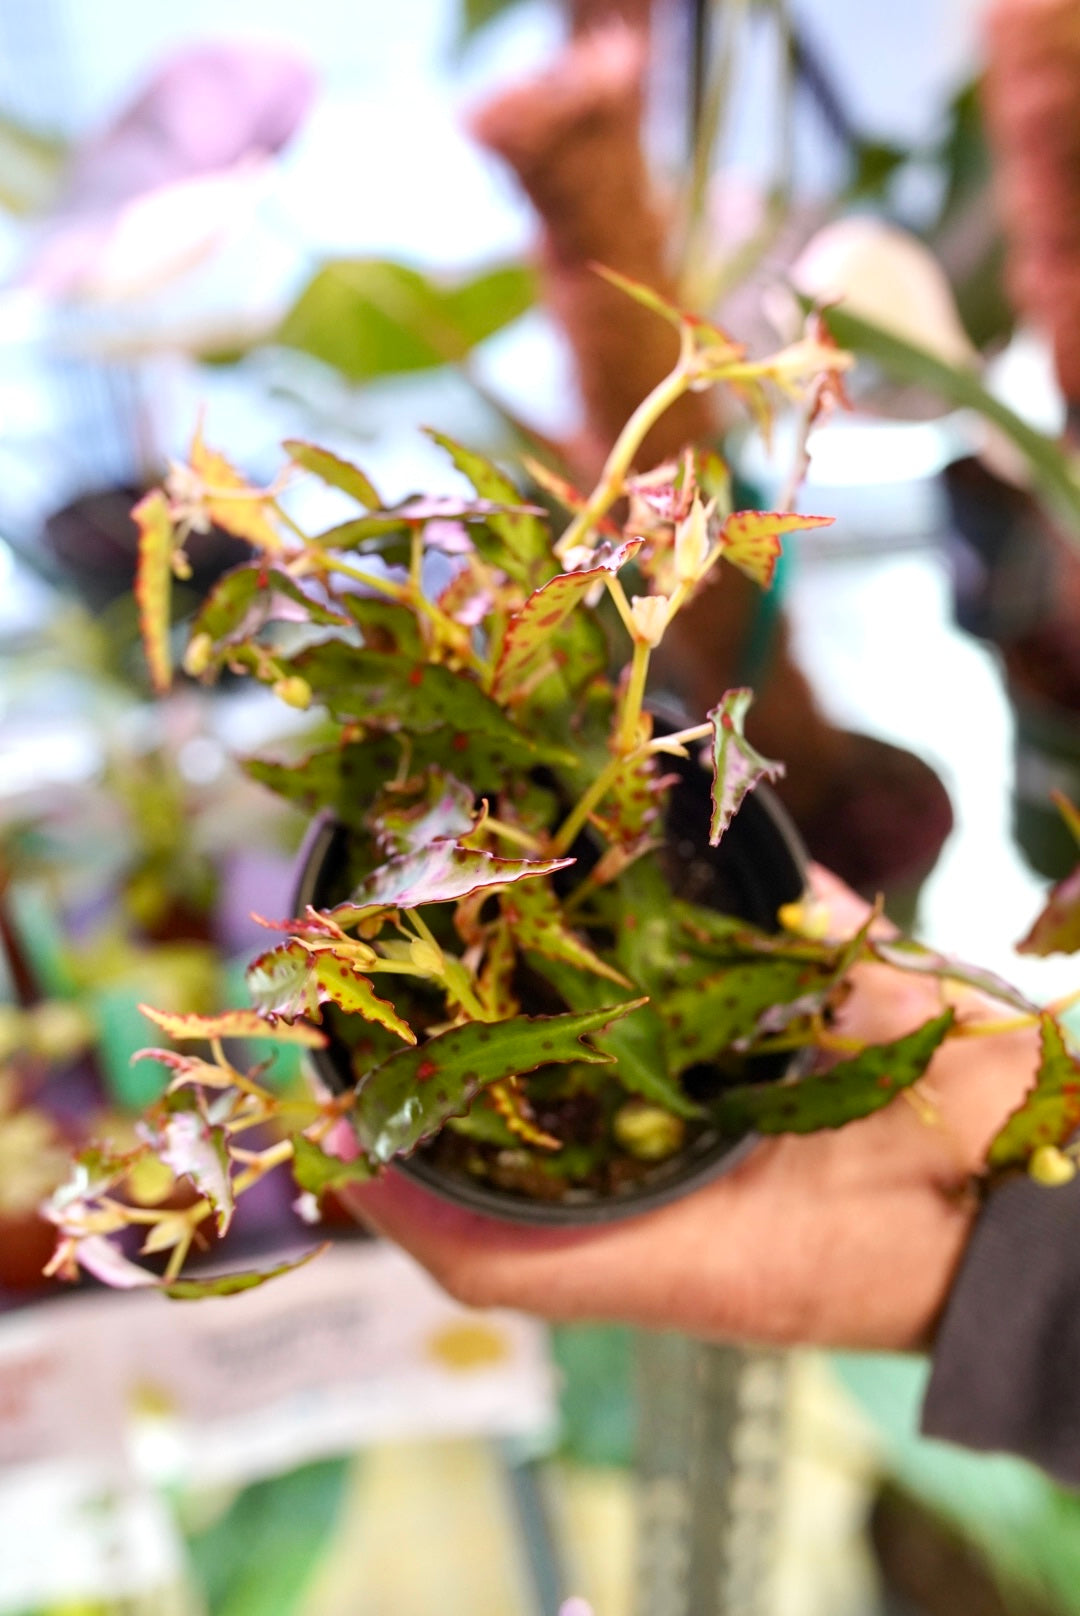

left=340, top=867, right=1039, bottom=1351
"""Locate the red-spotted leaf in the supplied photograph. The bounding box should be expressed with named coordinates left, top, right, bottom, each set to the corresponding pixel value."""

left=1017, top=866, right=1080, bottom=957
left=353, top=1000, right=644, bottom=1163
left=372, top=774, right=477, bottom=856
left=716, top=1010, right=955, bottom=1135
left=189, top=427, right=281, bottom=553
left=492, top=541, right=642, bottom=703
left=426, top=430, right=550, bottom=575
left=164, top=1243, right=329, bottom=1300
left=708, top=689, right=785, bottom=845
left=662, top=958, right=834, bottom=1072
left=502, top=879, right=630, bottom=988
left=717, top=510, right=834, bottom=589
left=988, top=1015, right=1080, bottom=1170
left=131, top=1047, right=238, bottom=1091
left=157, top=1111, right=234, bottom=1234
left=477, top=920, right=520, bottom=1019
left=284, top=438, right=380, bottom=509
left=247, top=940, right=415, bottom=1043
left=138, top=1005, right=327, bottom=1047
left=282, top=645, right=574, bottom=768
left=309, top=953, right=415, bottom=1043
left=344, top=841, right=572, bottom=917
left=872, top=939, right=1039, bottom=1013
left=133, top=489, right=175, bottom=693
left=190, top=565, right=348, bottom=653
left=291, top=1135, right=375, bottom=1196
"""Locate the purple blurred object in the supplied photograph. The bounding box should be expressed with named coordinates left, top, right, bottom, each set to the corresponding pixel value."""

left=60, top=40, right=317, bottom=213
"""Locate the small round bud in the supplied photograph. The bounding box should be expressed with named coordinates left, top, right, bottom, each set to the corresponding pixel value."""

left=613, top=1101, right=685, bottom=1162
left=1029, top=1145, right=1077, bottom=1186
left=183, top=633, right=215, bottom=677
left=777, top=898, right=831, bottom=941
left=272, top=675, right=312, bottom=710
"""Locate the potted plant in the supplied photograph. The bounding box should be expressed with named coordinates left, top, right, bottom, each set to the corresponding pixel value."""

left=39, top=281, right=1080, bottom=1297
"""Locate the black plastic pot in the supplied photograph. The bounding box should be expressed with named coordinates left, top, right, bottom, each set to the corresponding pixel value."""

left=292, top=757, right=806, bottom=1226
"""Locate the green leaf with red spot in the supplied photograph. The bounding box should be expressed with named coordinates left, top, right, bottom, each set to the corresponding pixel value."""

left=284, top=438, right=380, bottom=509
left=278, top=645, right=573, bottom=768
left=661, top=958, right=837, bottom=1072
left=247, top=940, right=415, bottom=1043
left=988, top=1015, right=1080, bottom=1170
left=133, top=489, right=176, bottom=693
left=1017, top=867, right=1080, bottom=958
left=502, top=879, right=631, bottom=988
left=492, top=540, right=642, bottom=704
left=716, top=1010, right=956, bottom=1135
left=309, top=953, right=415, bottom=1043
left=190, top=564, right=348, bottom=653
left=291, top=1135, right=375, bottom=1196
left=164, top=1243, right=329, bottom=1300
left=353, top=1001, right=644, bottom=1164
left=371, top=773, right=476, bottom=856
left=426, top=429, right=551, bottom=578
left=341, top=596, right=424, bottom=657
left=345, top=841, right=573, bottom=917
left=708, top=689, right=785, bottom=845
left=718, top=510, right=834, bottom=589
left=138, top=1004, right=327, bottom=1047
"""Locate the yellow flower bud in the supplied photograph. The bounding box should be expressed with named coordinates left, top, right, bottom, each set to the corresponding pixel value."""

left=408, top=939, right=444, bottom=976
left=629, top=594, right=670, bottom=648
left=1029, top=1145, right=1077, bottom=1187
left=613, top=1101, right=685, bottom=1162
left=272, top=675, right=312, bottom=710
left=674, top=496, right=710, bottom=584
left=183, top=632, right=215, bottom=677
left=777, top=898, right=831, bottom=941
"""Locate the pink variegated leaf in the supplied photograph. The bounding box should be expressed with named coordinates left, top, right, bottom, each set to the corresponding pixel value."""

left=708, top=689, right=784, bottom=846
left=247, top=939, right=416, bottom=1044
left=371, top=773, right=477, bottom=856
left=155, top=1112, right=234, bottom=1234
left=247, top=940, right=322, bottom=1018
left=492, top=540, right=642, bottom=702
left=133, top=489, right=176, bottom=693
left=73, top=1235, right=159, bottom=1289
left=345, top=841, right=573, bottom=917
left=138, top=1005, right=327, bottom=1047
left=130, top=1047, right=236, bottom=1091
left=717, top=510, right=834, bottom=589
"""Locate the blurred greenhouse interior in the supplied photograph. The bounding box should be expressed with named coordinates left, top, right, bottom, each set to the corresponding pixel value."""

left=5, top=1, right=1080, bottom=1613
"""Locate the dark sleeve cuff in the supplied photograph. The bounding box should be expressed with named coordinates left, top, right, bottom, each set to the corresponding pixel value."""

left=922, top=1173, right=1080, bottom=1487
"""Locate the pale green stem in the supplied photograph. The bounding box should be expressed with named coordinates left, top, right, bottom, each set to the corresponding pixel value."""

left=614, top=639, right=653, bottom=756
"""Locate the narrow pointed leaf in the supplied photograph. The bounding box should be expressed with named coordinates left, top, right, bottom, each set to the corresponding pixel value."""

left=353, top=1001, right=643, bottom=1163
left=1017, top=867, right=1080, bottom=958
left=718, top=510, right=833, bottom=588
left=492, top=541, right=642, bottom=702
left=189, top=428, right=281, bottom=552
left=663, top=958, right=832, bottom=1071
left=133, top=489, right=175, bottom=693
left=502, top=880, right=630, bottom=987
left=988, top=1015, right=1080, bottom=1170
left=716, top=1010, right=956, bottom=1135
left=138, top=1004, right=327, bottom=1047
left=284, top=438, right=380, bottom=508
left=190, top=565, right=347, bottom=652
left=345, top=841, right=572, bottom=917
left=708, top=689, right=785, bottom=845
left=164, top=1244, right=329, bottom=1300
left=310, top=953, right=415, bottom=1043
left=873, top=938, right=1039, bottom=1012
left=426, top=429, right=550, bottom=575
